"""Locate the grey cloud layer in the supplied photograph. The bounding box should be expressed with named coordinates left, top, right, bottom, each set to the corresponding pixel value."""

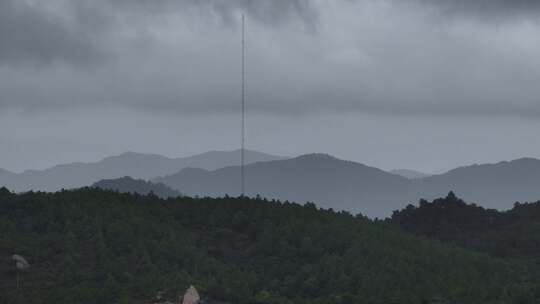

left=0, top=0, right=105, bottom=65
left=0, top=0, right=316, bottom=65
left=417, top=0, right=540, bottom=19
left=1, top=0, right=540, bottom=117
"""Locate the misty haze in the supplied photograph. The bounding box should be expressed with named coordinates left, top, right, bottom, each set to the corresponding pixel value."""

left=2, top=0, right=540, bottom=303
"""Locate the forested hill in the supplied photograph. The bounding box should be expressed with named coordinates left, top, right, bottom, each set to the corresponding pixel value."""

left=92, top=176, right=182, bottom=198
left=390, top=192, right=540, bottom=264
left=1, top=188, right=538, bottom=303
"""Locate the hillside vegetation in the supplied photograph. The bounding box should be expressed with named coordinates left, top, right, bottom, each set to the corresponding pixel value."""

left=391, top=191, right=540, bottom=266
left=0, top=188, right=538, bottom=303
left=92, top=176, right=182, bottom=198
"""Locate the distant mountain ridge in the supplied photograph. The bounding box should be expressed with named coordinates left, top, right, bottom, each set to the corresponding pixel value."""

left=0, top=149, right=287, bottom=192
left=155, top=154, right=540, bottom=218
left=154, top=153, right=416, bottom=217
left=415, top=157, right=540, bottom=209
left=3, top=151, right=540, bottom=217
left=92, top=176, right=182, bottom=198
left=390, top=169, right=431, bottom=179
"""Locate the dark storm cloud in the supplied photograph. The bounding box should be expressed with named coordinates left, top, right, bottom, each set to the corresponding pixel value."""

left=417, top=0, right=540, bottom=19
left=111, top=0, right=318, bottom=26
left=2, top=0, right=540, bottom=118
left=0, top=0, right=105, bottom=65
left=2, top=0, right=539, bottom=66
left=0, top=0, right=316, bottom=66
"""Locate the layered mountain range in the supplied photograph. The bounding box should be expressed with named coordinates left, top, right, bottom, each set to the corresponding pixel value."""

left=0, top=149, right=285, bottom=192
left=153, top=154, right=540, bottom=217
left=3, top=151, right=540, bottom=217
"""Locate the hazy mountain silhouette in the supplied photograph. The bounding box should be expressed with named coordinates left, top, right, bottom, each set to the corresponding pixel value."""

left=154, top=154, right=416, bottom=217
left=3, top=150, right=540, bottom=216
left=154, top=154, right=540, bottom=218
left=416, top=157, right=540, bottom=209
left=92, top=176, right=182, bottom=198
left=0, top=149, right=286, bottom=192
left=390, top=169, right=431, bottom=179
left=0, top=168, right=16, bottom=182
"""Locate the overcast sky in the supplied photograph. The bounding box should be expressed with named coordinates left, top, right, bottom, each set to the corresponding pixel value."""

left=1, top=0, right=540, bottom=173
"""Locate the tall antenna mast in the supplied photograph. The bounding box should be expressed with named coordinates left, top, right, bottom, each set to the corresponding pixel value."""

left=241, top=13, right=246, bottom=197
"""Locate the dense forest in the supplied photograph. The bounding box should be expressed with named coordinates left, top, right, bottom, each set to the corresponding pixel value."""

left=390, top=191, right=540, bottom=267
left=1, top=188, right=539, bottom=303
left=92, top=176, right=182, bottom=199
